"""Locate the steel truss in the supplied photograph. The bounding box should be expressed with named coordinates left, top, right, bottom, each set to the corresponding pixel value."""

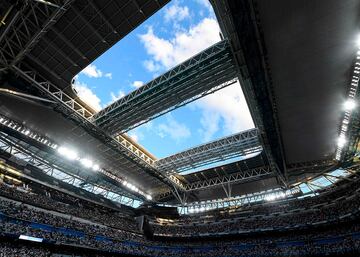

left=11, top=64, right=161, bottom=163
left=181, top=187, right=300, bottom=214
left=184, top=166, right=272, bottom=191
left=154, top=164, right=274, bottom=200
left=11, top=65, right=184, bottom=191
left=0, top=0, right=160, bottom=182
left=211, top=0, right=287, bottom=186
left=0, top=132, right=140, bottom=207
left=0, top=112, right=154, bottom=199
left=92, top=40, right=238, bottom=134
left=287, top=159, right=335, bottom=172
left=0, top=0, right=73, bottom=66
left=155, top=128, right=262, bottom=174
left=9, top=63, right=245, bottom=194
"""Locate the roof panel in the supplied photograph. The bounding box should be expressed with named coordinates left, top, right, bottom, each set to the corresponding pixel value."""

left=21, top=0, right=170, bottom=92
left=255, top=0, right=358, bottom=163
left=0, top=93, right=164, bottom=192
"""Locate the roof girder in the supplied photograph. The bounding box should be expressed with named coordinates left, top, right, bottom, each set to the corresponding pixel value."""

left=155, top=128, right=262, bottom=174
left=92, top=39, right=238, bottom=134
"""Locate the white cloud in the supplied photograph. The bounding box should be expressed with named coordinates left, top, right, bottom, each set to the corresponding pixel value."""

left=198, top=111, right=220, bottom=142
left=73, top=81, right=102, bottom=112
left=139, top=17, right=253, bottom=143
left=164, top=3, right=190, bottom=23
left=195, top=0, right=213, bottom=13
left=158, top=114, right=191, bottom=142
left=139, top=18, right=221, bottom=70
left=189, top=82, right=254, bottom=142
left=81, top=64, right=103, bottom=78
left=129, top=133, right=139, bottom=142
left=105, top=73, right=112, bottom=79
left=109, top=90, right=125, bottom=103
left=143, top=60, right=162, bottom=72
left=132, top=81, right=144, bottom=89
left=81, top=64, right=112, bottom=79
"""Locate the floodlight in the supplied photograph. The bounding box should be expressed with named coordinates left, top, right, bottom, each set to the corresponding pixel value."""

left=344, top=99, right=356, bottom=111
left=92, top=164, right=100, bottom=171
left=80, top=158, right=93, bottom=168
left=146, top=195, right=152, bottom=200
left=337, top=135, right=347, bottom=148
left=265, top=194, right=276, bottom=201
left=57, top=146, right=78, bottom=160
left=19, top=235, right=43, bottom=243
left=24, top=130, right=30, bottom=135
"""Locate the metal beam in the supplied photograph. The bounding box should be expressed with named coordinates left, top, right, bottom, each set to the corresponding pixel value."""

left=184, top=166, right=273, bottom=191
left=7, top=65, right=183, bottom=194
left=210, top=0, right=287, bottom=186
left=87, top=0, right=118, bottom=34
left=287, top=159, right=335, bottom=172
left=0, top=132, right=141, bottom=207
left=181, top=187, right=300, bottom=213
left=0, top=0, right=73, bottom=66
left=72, top=5, right=108, bottom=44
left=155, top=128, right=262, bottom=174
left=10, top=65, right=177, bottom=190
left=0, top=112, right=155, bottom=200
left=92, top=39, right=238, bottom=134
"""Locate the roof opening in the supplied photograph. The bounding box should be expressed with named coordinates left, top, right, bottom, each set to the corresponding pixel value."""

left=73, top=0, right=254, bottom=165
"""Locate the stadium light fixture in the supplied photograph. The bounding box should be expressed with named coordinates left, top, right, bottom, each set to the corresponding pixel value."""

left=335, top=43, right=360, bottom=161
left=92, top=164, right=100, bottom=171
left=146, top=195, right=152, bottom=200
left=337, top=135, right=347, bottom=148
left=265, top=194, right=276, bottom=201
left=80, top=158, right=93, bottom=168
left=57, top=146, right=78, bottom=161
left=19, top=235, right=43, bottom=243
left=344, top=99, right=356, bottom=110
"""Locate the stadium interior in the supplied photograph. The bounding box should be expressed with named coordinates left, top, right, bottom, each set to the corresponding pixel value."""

left=0, top=0, right=359, bottom=256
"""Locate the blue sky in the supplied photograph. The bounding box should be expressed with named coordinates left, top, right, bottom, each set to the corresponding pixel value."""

left=74, top=0, right=254, bottom=159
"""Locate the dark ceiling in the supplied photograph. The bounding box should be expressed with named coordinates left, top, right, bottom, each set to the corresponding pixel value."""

left=255, top=0, right=359, bottom=164
left=0, top=0, right=170, bottom=97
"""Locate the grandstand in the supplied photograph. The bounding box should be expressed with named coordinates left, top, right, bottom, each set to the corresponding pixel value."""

left=0, top=0, right=359, bottom=256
